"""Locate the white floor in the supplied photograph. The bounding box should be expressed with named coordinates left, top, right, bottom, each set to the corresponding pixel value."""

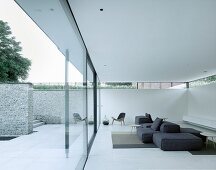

left=84, top=124, right=216, bottom=170
left=1, top=123, right=216, bottom=170
left=0, top=124, right=86, bottom=170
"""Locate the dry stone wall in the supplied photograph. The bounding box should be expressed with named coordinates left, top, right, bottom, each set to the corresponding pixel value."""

left=0, top=84, right=33, bottom=135
left=33, top=90, right=86, bottom=124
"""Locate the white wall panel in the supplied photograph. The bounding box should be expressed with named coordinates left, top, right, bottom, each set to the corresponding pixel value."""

left=188, top=83, right=216, bottom=120
left=100, top=89, right=187, bottom=124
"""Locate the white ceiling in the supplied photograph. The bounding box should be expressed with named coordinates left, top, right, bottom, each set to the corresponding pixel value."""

left=70, top=0, right=216, bottom=82
left=16, top=0, right=216, bottom=82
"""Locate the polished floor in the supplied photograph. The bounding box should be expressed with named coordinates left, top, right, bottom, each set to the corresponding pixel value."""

left=84, top=123, right=216, bottom=170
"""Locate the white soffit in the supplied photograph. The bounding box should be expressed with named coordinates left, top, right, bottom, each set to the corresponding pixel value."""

left=15, top=0, right=86, bottom=74
left=69, top=0, right=216, bottom=82
left=16, top=0, right=216, bottom=82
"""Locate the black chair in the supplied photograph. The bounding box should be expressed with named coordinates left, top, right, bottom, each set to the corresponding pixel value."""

left=112, top=112, right=126, bottom=125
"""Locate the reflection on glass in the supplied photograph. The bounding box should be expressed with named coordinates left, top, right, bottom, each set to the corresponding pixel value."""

left=97, top=77, right=101, bottom=129
left=87, top=64, right=94, bottom=144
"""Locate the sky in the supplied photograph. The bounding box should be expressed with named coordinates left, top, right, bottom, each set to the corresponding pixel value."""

left=0, top=0, right=83, bottom=83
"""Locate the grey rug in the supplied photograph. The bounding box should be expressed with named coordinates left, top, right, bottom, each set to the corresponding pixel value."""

left=189, top=142, right=216, bottom=155
left=111, top=132, right=156, bottom=149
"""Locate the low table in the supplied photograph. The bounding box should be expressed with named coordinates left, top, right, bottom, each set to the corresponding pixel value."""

left=201, top=132, right=216, bottom=148
left=130, top=124, right=141, bottom=133
left=161, top=117, right=168, bottom=121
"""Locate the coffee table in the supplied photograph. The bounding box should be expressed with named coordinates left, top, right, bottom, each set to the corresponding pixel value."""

left=130, top=124, right=141, bottom=133
left=201, top=132, right=216, bottom=148
left=161, top=117, right=168, bottom=121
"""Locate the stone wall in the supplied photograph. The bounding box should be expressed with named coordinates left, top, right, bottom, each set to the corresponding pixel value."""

left=0, top=83, right=33, bottom=135
left=33, top=90, right=86, bottom=124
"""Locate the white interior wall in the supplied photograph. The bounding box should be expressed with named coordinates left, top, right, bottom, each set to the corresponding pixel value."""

left=187, top=83, right=216, bottom=121
left=100, top=89, right=188, bottom=124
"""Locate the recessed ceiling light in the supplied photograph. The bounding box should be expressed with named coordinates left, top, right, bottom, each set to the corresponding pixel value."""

left=100, top=8, right=103, bottom=11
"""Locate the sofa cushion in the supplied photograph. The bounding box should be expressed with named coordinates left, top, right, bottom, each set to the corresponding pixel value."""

left=145, top=113, right=153, bottom=122
left=160, top=122, right=180, bottom=133
left=151, top=117, right=163, bottom=131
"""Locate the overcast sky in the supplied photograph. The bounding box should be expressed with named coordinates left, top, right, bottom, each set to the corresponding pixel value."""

left=0, top=0, right=83, bottom=83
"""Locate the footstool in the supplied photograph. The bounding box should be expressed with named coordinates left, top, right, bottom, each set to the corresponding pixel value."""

left=153, top=133, right=203, bottom=151
left=180, top=128, right=206, bottom=142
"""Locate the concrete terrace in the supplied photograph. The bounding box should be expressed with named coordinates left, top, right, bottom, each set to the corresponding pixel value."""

left=0, top=124, right=86, bottom=170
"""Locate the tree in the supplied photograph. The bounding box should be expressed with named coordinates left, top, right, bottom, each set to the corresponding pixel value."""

left=0, top=20, right=31, bottom=82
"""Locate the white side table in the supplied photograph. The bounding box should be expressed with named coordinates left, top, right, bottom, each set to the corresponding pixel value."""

left=161, top=117, right=168, bottom=121
left=130, top=124, right=141, bottom=133
left=201, top=132, right=216, bottom=148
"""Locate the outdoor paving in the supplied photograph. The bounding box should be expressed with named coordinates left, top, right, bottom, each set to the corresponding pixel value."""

left=0, top=124, right=84, bottom=170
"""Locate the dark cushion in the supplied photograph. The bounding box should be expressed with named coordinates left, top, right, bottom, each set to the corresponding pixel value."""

left=135, top=116, right=153, bottom=124
left=151, top=117, right=163, bottom=131
left=160, top=122, right=180, bottom=133
left=145, top=113, right=153, bottom=122
left=153, top=133, right=203, bottom=151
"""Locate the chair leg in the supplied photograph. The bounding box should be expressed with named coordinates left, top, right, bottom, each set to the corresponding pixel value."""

left=112, top=119, right=114, bottom=125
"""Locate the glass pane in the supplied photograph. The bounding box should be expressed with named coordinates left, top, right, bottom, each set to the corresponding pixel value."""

left=67, top=58, right=87, bottom=169
left=87, top=64, right=94, bottom=144
left=9, top=0, right=89, bottom=170
left=189, top=75, right=216, bottom=88
left=137, top=82, right=186, bottom=89
left=97, top=77, right=101, bottom=129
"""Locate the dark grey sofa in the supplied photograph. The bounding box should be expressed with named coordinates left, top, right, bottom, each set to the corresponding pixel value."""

left=135, top=115, right=204, bottom=151
left=153, top=133, right=203, bottom=151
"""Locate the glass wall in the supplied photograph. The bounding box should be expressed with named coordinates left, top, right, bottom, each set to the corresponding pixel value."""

left=189, top=75, right=216, bottom=88
left=97, top=77, right=101, bottom=130
left=87, top=63, right=94, bottom=144
left=99, top=82, right=186, bottom=89
left=66, top=54, right=87, bottom=169
left=137, top=82, right=186, bottom=89
left=13, top=1, right=101, bottom=169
